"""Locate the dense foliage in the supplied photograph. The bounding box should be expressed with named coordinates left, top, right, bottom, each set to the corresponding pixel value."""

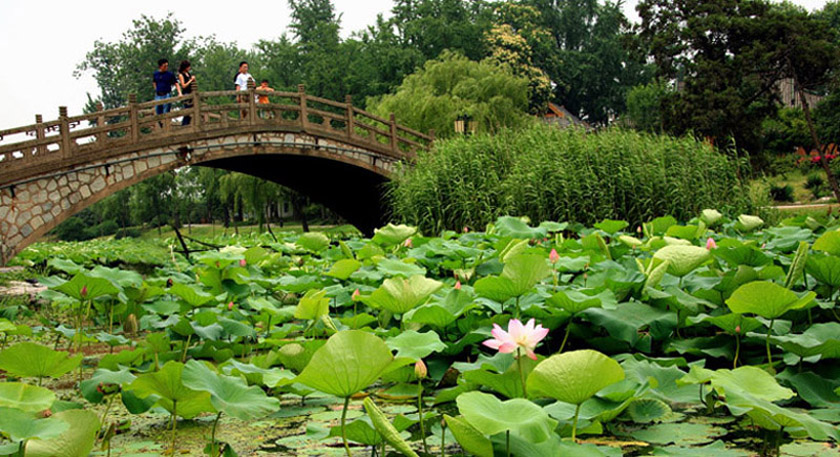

left=389, top=124, right=751, bottom=234
left=3, top=210, right=840, bottom=456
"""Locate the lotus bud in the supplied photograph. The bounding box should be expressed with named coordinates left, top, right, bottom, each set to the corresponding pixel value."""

left=415, top=359, right=428, bottom=379
left=735, top=325, right=741, bottom=334
left=549, top=248, right=560, bottom=264
left=166, top=278, right=173, bottom=288
left=124, top=314, right=139, bottom=335
left=227, top=301, right=234, bottom=311
left=455, top=280, right=462, bottom=290
left=80, top=285, right=88, bottom=298
left=40, top=409, right=52, bottom=418
left=637, top=226, right=642, bottom=234
left=463, top=226, right=469, bottom=233
left=352, top=289, right=361, bottom=301
left=239, top=259, right=247, bottom=267
left=705, top=237, right=717, bottom=250
left=404, top=238, right=413, bottom=248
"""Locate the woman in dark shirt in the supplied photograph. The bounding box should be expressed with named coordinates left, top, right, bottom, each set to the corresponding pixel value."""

left=178, top=60, right=196, bottom=125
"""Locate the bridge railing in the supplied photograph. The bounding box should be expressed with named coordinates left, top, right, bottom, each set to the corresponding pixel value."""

left=0, top=85, right=433, bottom=186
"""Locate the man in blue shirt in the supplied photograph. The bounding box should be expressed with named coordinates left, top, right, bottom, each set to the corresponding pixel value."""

left=153, top=59, right=181, bottom=115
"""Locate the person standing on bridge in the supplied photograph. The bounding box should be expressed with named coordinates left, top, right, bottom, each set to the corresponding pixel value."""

left=234, top=61, right=254, bottom=119
left=257, top=79, right=274, bottom=119
left=178, top=60, right=196, bottom=126
left=153, top=59, right=181, bottom=116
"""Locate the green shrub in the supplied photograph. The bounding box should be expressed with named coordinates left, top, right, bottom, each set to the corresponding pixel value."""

left=388, top=124, right=752, bottom=233
left=804, top=174, right=826, bottom=199
left=85, top=220, right=120, bottom=239
left=53, top=217, right=93, bottom=242
left=114, top=227, right=142, bottom=239
left=769, top=184, right=795, bottom=202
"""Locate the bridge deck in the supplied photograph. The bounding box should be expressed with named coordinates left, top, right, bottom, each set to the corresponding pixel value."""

left=0, top=85, right=433, bottom=188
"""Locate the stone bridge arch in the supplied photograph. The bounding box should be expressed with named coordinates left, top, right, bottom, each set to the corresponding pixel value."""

left=0, top=86, right=432, bottom=264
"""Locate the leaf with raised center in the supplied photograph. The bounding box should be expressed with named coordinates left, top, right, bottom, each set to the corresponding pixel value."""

left=444, top=415, right=494, bottom=457
left=127, top=361, right=213, bottom=419
left=474, top=254, right=550, bottom=302
left=455, top=391, right=557, bottom=443
left=181, top=360, right=280, bottom=420
left=361, top=275, right=443, bottom=314
left=54, top=273, right=119, bottom=300
left=527, top=350, right=625, bottom=405
left=386, top=330, right=446, bottom=361
left=295, top=330, right=393, bottom=398
left=371, top=223, right=417, bottom=247
left=0, top=407, right=69, bottom=443
left=812, top=230, right=840, bottom=256
left=25, top=410, right=100, bottom=457
left=296, top=232, right=330, bottom=252
left=0, top=383, right=56, bottom=412
left=805, top=255, right=840, bottom=288
left=726, top=281, right=815, bottom=319
left=326, top=259, right=362, bottom=280
left=652, top=246, right=711, bottom=277
left=0, top=343, right=82, bottom=380
left=294, top=289, right=330, bottom=320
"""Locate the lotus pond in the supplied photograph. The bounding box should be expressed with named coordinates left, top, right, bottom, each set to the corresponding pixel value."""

left=2, top=210, right=840, bottom=457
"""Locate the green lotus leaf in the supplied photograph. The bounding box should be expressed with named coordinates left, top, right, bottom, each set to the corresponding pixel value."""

left=735, top=215, right=764, bottom=232
left=527, top=350, right=625, bottom=405
left=713, top=245, right=772, bottom=268
left=626, top=398, right=673, bottom=424
left=726, top=281, right=815, bottom=319
left=619, top=235, right=644, bottom=248
left=763, top=322, right=840, bottom=360
left=0, top=383, right=56, bottom=412
left=25, top=410, right=100, bottom=457
left=805, top=255, right=840, bottom=288
left=444, top=414, right=494, bottom=457
left=493, top=216, right=546, bottom=239
left=79, top=368, right=137, bottom=404
left=474, top=254, right=550, bottom=302
left=665, top=225, right=701, bottom=241
left=386, top=330, right=446, bottom=361
left=127, top=361, right=213, bottom=419
left=594, top=219, right=629, bottom=235
left=326, top=259, right=362, bottom=280
left=361, top=275, right=443, bottom=314
left=812, top=230, right=840, bottom=256
left=294, top=289, right=330, bottom=320
left=687, top=313, right=763, bottom=335
left=295, top=330, right=393, bottom=398
left=372, top=223, right=417, bottom=247
left=700, top=209, right=723, bottom=226
left=706, top=366, right=795, bottom=402
left=296, top=232, right=330, bottom=252
left=653, top=246, right=711, bottom=277
left=54, top=273, right=119, bottom=300
left=0, top=407, right=69, bottom=443
left=547, top=289, right=616, bottom=314
left=456, top=391, right=558, bottom=443
left=181, top=360, right=280, bottom=420
left=169, top=283, right=214, bottom=307
left=376, top=258, right=426, bottom=278
left=0, top=343, right=82, bottom=381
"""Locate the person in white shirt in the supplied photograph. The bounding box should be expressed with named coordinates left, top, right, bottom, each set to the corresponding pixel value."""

left=234, top=61, right=254, bottom=118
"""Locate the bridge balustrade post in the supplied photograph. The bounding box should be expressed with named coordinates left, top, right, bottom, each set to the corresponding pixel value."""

left=190, top=81, right=202, bottom=130
left=298, top=85, right=309, bottom=130
left=389, top=113, right=398, bottom=154
left=58, top=106, right=72, bottom=159
left=96, top=102, right=106, bottom=144
left=34, top=114, right=46, bottom=156
left=345, top=95, right=355, bottom=139
left=247, top=79, right=257, bottom=125
left=128, top=94, right=139, bottom=143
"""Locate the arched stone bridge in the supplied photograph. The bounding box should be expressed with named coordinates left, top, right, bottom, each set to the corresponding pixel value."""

left=0, top=84, right=433, bottom=264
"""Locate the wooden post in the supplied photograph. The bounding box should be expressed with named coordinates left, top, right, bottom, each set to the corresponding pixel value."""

left=58, top=106, right=72, bottom=159
left=345, top=95, right=355, bottom=139
left=298, top=84, right=308, bottom=129
left=128, top=94, right=139, bottom=143
left=389, top=113, right=398, bottom=153
left=96, top=101, right=106, bottom=143
left=34, top=114, right=45, bottom=156
left=247, top=79, right=257, bottom=124
left=191, top=80, right=202, bottom=129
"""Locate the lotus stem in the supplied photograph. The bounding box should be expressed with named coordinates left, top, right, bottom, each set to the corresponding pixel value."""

left=441, top=416, right=446, bottom=457
left=418, top=381, right=428, bottom=454
left=101, top=393, right=117, bottom=425
left=506, top=430, right=510, bottom=457
left=181, top=334, right=192, bottom=363
left=517, top=348, right=527, bottom=398
left=559, top=321, right=572, bottom=353
left=341, top=396, right=353, bottom=457
left=571, top=403, right=581, bottom=442
left=766, top=319, right=775, bottom=369
left=170, top=401, right=178, bottom=455
left=211, top=412, right=222, bottom=449
left=733, top=332, right=740, bottom=369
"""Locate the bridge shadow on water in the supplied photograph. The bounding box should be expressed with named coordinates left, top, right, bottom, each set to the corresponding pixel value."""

left=201, top=154, right=390, bottom=236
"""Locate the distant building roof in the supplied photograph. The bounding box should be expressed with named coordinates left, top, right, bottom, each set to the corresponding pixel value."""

left=543, top=103, right=589, bottom=128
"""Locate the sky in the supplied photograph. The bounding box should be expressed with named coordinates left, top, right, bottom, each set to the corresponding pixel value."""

left=0, top=0, right=831, bottom=128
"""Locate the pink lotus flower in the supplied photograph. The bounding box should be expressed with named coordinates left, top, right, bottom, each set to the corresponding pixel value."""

left=549, top=248, right=560, bottom=264
left=239, top=259, right=247, bottom=267
left=705, top=237, right=717, bottom=250
left=463, top=226, right=470, bottom=233
left=227, top=301, right=234, bottom=311
left=454, top=280, right=462, bottom=290
left=351, top=289, right=361, bottom=301
left=483, top=318, right=549, bottom=360
left=404, top=238, right=413, bottom=248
